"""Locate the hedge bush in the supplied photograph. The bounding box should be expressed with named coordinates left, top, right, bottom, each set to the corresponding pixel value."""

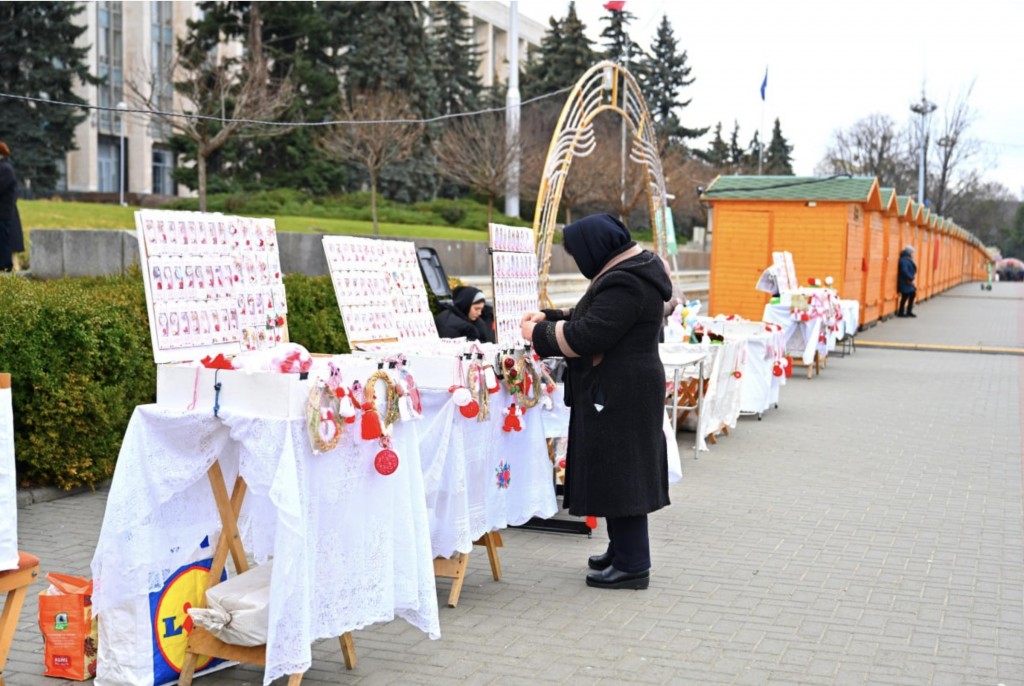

left=0, top=272, right=156, bottom=489
left=163, top=191, right=530, bottom=229
left=0, top=271, right=366, bottom=489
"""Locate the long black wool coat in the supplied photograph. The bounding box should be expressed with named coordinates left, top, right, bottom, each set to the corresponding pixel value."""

left=532, top=250, right=672, bottom=518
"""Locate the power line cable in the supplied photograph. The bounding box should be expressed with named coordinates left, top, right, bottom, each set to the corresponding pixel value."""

left=0, top=85, right=575, bottom=127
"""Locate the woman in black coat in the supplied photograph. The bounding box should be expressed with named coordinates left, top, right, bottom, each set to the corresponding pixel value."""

left=896, top=246, right=917, bottom=317
left=0, top=141, right=24, bottom=272
left=434, top=286, right=494, bottom=342
left=521, top=214, right=672, bottom=590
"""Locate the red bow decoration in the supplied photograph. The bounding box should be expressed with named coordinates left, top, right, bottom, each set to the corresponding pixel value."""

left=200, top=353, right=234, bottom=370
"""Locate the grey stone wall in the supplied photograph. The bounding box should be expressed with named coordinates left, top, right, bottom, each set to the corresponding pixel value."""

left=29, top=228, right=708, bottom=279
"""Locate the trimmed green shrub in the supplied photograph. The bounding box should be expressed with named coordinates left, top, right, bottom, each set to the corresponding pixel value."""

left=280, top=273, right=350, bottom=355
left=0, top=271, right=361, bottom=489
left=0, top=271, right=156, bottom=489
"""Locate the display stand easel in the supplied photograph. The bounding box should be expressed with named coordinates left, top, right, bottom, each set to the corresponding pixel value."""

left=432, top=531, right=503, bottom=608
left=790, top=353, right=820, bottom=379
left=178, top=462, right=356, bottom=685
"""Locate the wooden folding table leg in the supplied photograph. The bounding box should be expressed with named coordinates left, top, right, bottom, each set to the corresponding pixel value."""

left=474, top=531, right=503, bottom=581
left=339, top=632, right=357, bottom=670
left=179, top=464, right=249, bottom=686
left=433, top=554, right=469, bottom=608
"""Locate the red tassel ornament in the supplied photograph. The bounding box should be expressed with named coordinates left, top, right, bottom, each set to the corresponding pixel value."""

left=361, top=402, right=383, bottom=440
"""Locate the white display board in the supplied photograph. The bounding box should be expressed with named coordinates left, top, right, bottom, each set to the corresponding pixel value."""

left=136, top=210, right=289, bottom=364
left=489, top=223, right=539, bottom=348
left=772, top=250, right=798, bottom=293
left=322, top=236, right=438, bottom=347
left=0, top=374, right=17, bottom=571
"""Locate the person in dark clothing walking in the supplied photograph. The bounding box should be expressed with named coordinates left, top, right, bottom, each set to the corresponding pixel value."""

left=897, top=245, right=917, bottom=318
left=521, top=214, right=672, bottom=590
left=0, top=141, right=25, bottom=272
left=434, top=286, right=494, bottom=342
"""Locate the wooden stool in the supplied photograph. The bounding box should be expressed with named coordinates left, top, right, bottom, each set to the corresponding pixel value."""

left=0, top=551, right=41, bottom=686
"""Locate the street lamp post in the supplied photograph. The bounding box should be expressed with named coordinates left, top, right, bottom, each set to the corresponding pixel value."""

left=909, top=94, right=937, bottom=205
left=116, top=101, right=128, bottom=206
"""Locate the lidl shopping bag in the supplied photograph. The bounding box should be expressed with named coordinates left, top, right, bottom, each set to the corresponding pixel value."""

left=96, top=543, right=232, bottom=686
left=38, top=573, right=99, bottom=680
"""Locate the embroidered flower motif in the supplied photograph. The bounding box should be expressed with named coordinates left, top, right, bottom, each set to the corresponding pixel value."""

left=496, top=460, right=511, bottom=489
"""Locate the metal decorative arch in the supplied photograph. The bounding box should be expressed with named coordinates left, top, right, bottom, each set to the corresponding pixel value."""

left=532, top=60, right=670, bottom=306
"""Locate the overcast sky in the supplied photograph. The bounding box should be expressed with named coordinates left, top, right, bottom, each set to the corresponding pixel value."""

left=514, top=0, right=1024, bottom=201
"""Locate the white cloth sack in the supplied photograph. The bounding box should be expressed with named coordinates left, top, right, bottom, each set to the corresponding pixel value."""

left=664, top=412, right=682, bottom=484
left=189, top=562, right=273, bottom=647
left=0, top=385, right=18, bottom=571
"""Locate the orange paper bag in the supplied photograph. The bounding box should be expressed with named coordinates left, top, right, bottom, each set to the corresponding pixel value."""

left=38, top=573, right=98, bottom=680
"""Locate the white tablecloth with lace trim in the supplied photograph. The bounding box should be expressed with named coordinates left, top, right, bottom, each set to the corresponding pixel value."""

left=91, top=404, right=440, bottom=686
left=416, top=388, right=559, bottom=559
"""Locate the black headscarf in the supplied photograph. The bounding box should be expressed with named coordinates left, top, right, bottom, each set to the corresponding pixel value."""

left=562, top=214, right=635, bottom=279
left=452, top=286, right=484, bottom=317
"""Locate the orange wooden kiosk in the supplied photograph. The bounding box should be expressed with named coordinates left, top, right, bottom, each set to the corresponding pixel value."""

left=702, top=175, right=992, bottom=327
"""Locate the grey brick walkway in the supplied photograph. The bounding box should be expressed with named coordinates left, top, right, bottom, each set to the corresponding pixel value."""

left=6, top=282, right=1023, bottom=685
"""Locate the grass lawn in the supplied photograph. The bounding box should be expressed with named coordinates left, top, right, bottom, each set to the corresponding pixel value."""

left=19, top=199, right=489, bottom=240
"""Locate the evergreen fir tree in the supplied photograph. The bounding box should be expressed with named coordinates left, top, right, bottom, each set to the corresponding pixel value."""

left=639, top=15, right=707, bottom=145
left=763, top=117, right=794, bottom=175
left=744, top=130, right=762, bottom=171
left=0, top=2, right=99, bottom=193
left=429, top=2, right=483, bottom=115
left=341, top=1, right=440, bottom=201
left=599, top=5, right=646, bottom=67
left=704, top=122, right=729, bottom=166
left=185, top=1, right=348, bottom=195
left=521, top=3, right=595, bottom=100
left=728, top=122, right=744, bottom=168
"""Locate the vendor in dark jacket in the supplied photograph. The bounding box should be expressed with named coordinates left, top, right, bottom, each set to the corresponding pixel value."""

left=520, top=213, right=672, bottom=590
left=897, top=245, right=917, bottom=318
left=0, top=141, right=24, bottom=272
left=434, top=286, right=494, bottom=342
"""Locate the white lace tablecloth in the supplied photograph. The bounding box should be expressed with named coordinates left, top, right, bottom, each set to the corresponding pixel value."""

left=838, top=299, right=860, bottom=338
left=661, top=342, right=744, bottom=451
left=91, top=405, right=440, bottom=685
left=762, top=304, right=823, bottom=365
left=740, top=331, right=786, bottom=415
left=416, top=388, right=558, bottom=559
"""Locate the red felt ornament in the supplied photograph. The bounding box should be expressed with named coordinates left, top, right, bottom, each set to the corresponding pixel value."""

left=374, top=448, right=399, bottom=475
left=459, top=400, right=480, bottom=418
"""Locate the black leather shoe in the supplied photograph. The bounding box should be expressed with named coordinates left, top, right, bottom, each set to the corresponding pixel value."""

left=895, top=313, right=905, bottom=317
left=588, top=551, right=614, bottom=570
left=907, top=313, right=917, bottom=318
left=586, top=565, right=650, bottom=589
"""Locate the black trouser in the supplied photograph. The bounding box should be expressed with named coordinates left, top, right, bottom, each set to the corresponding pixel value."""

left=603, top=515, right=650, bottom=572
left=898, top=291, right=915, bottom=315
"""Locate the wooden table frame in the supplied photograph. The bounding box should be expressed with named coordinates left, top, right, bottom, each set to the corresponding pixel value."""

left=433, top=531, right=503, bottom=608
left=178, top=461, right=356, bottom=686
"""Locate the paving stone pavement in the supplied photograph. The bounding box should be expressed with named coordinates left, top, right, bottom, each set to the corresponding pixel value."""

left=6, top=282, right=1023, bottom=686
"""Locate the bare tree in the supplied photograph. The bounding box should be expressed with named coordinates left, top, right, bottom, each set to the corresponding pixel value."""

left=317, top=91, right=423, bottom=234
left=815, top=113, right=916, bottom=192
left=432, top=112, right=514, bottom=223
left=127, top=3, right=294, bottom=211
left=931, top=84, right=985, bottom=216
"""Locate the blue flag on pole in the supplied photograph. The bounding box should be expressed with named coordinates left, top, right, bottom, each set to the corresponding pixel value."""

left=760, top=68, right=768, bottom=101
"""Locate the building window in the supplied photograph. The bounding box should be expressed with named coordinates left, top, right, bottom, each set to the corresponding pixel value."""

left=54, top=159, right=67, bottom=192
left=150, top=1, right=175, bottom=140
left=152, top=149, right=175, bottom=195
left=98, top=139, right=119, bottom=192
left=97, top=1, right=124, bottom=135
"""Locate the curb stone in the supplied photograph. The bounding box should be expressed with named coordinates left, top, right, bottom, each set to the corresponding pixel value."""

left=16, top=480, right=110, bottom=509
